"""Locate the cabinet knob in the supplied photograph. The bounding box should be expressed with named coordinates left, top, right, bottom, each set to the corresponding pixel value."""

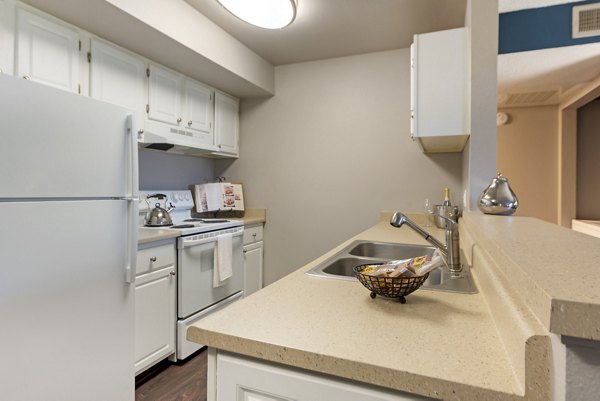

left=177, top=117, right=182, bottom=123
left=170, top=271, right=176, bottom=276
left=22, top=75, right=30, bottom=80
left=150, top=256, right=157, bottom=262
left=187, top=120, right=192, bottom=126
left=252, top=233, right=257, bottom=238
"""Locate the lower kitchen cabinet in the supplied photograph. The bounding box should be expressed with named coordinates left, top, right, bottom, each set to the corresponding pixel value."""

left=209, top=350, right=434, bottom=401
left=135, top=239, right=176, bottom=375
left=243, top=224, right=263, bottom=297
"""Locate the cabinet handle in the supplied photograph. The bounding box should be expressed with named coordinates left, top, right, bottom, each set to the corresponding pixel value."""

left=177, top=117, right=182, bottom=123
left=22, top=75, right=30, bottom=80
left=187, top=120, right=192, bottom=126
left=169, top=271, right=176, bottom=276
left=150, top=256, right=157, bottom=262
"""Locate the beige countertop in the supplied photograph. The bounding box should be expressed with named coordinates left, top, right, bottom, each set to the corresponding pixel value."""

left=188, top=218, right=542, bottom=400
left=462, top=212, right=600, bottom=340
left=138, top=227, right=181, bottom=244
left=229, top=208, right=266, bottom=226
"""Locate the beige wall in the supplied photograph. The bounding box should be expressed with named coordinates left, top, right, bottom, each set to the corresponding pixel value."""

left=576, top=99, right=600, bottom=220
left=497, top=106, right=559, bottom=223
left=217, top=49, right=463, bottom=285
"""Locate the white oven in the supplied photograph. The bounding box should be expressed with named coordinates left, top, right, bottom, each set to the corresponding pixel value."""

left=139, top=190, right=244, bottom=360
left=176, top=226, right=244, bottom=359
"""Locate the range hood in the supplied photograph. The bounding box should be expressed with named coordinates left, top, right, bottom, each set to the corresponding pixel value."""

left=137, top=119, right=217, bottom=156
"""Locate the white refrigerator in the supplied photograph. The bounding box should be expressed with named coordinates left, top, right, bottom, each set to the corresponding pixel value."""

left=0, top=75, right=138, bottom=401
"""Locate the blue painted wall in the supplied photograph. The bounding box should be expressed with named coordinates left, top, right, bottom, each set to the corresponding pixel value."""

left=499, top=0, right=600, bottom=54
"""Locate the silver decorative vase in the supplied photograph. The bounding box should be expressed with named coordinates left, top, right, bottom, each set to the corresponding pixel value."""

left=478, top=173, right=518, bottom=215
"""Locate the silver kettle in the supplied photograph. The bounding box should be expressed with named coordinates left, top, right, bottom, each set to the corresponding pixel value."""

left=144, top=194, right=175, bottom=227
left=478, top=173, right=518, bottom=215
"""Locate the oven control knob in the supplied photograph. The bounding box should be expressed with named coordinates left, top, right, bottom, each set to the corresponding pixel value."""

left=170, top=193, right=177, bottom=203
left=185, top=193, right=190, bottom=201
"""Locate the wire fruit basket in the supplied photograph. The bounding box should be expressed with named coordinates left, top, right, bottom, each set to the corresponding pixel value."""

left=353, top=264, right=429, bottom=304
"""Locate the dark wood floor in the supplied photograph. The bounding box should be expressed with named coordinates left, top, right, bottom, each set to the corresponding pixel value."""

left=135, top=349, right=208, bottom=401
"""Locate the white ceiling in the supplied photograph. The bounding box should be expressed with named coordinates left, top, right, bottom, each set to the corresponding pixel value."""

left=498, top=43, right=600, bottom=106
left=185, top=0, right=467, bottom=66
left=497, top=0, right=600, bottom=106
left=189, top=0, right=600, bottom=106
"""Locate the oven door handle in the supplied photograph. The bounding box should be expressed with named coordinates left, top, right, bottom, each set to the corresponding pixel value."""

left=178, top=230, right=243, bottom=249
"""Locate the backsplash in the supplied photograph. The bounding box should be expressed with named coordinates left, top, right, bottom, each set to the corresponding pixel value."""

left=138, top=149, right=215, bottom=190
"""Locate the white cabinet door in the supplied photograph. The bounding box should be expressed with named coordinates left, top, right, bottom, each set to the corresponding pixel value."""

left=214, top=92, right=239, bottom=156
left=184, top=79, right=213, bottom=134
left=147, top=63, right=181, bottom=127
left=89, top=38, right=145, bottom=119
left=215, top=352, right=434, bottom=401
left=134, top=244, right=176, bottom=375
left=243, top=241, right=263, bottom=297
left=0, top=0, right=16, bottom=75
left=16, top=8, right=80, bottom=93
left=411, top=27, right=467, bottom=153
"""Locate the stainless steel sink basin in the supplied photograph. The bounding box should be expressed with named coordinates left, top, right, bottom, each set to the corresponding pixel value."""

left=306, top=240, right=476, bottom=294
left=348, top=241, right=436, bottom=260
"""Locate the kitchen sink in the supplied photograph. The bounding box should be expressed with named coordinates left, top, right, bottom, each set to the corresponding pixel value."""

left=348, top=241, right=436, bottom=260
left=306, top=240, right=476, bottom=294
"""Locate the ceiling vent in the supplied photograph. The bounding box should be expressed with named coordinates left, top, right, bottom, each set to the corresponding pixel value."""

left=573, top=3, right=600, bottom=39
left=500, top=90, right=558, bottom=107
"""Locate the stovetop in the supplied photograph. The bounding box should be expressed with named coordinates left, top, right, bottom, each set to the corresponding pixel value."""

left=139, top=189, right=243, bottom=235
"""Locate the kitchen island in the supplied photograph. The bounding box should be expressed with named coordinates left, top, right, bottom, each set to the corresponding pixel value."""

left=188, top=212, right=600, bottom=400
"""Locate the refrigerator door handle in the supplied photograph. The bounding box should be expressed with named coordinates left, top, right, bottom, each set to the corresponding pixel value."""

left=125, top=114, right=139, bottom=284
left=125, top=197, right=138, bottom=283
left=126, top=114, right=139, bottom=199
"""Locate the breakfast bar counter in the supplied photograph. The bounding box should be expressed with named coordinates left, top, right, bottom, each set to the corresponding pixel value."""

left=186, top=211, right=593, bottom=400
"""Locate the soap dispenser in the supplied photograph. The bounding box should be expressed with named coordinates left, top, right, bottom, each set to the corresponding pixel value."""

left=478, top=173, right=518, bottom=215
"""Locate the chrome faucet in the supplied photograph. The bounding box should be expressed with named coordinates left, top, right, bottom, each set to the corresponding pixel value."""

left=390, top=212, right=462, bottom=274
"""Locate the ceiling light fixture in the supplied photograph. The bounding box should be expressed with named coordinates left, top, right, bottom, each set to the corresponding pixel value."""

left=216, top=0, right=297, bottom=29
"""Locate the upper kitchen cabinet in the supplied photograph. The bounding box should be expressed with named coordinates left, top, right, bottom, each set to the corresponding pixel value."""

left=140, top=63, right=216, bottom=153
left=147, top=63, right=213, bottom=135
left=147, top=63, right=181, bottom=127
left=184, top=79, right=213, bottom=134
left=213, top=92, right=240, bottom=157
left=15, top=7, right=81, bottom=93
left=410, top=27, right=468, bottom=153
left=89, top=38, right=145, bottom=126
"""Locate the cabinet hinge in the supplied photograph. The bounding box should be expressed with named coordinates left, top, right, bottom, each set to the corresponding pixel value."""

left=146, top=104, right=149, bottom=113
left=146, top=68, right=150, bottom=78
left=87, top=52, right=91, bottom=63
left=79, top=40, right=82, bottom=51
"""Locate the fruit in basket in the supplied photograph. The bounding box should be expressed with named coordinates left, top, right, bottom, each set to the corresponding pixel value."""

left=362, top=265, right=377, bottom=274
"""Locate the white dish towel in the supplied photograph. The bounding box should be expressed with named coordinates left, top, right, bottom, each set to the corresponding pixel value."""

left=213, top=233, right=233, bottom=288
